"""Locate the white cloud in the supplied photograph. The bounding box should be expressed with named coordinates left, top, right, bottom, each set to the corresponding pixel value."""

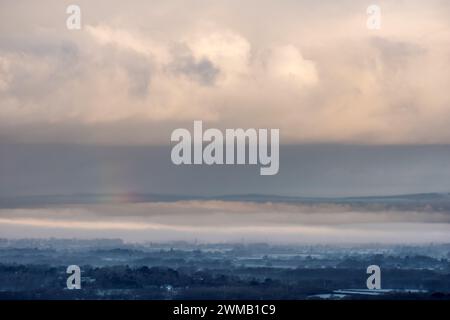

left=186, top=30, right=251, bottom=84
left=268, top=45, right=318, bottom=87
left=0, top=0, right=449, bottom=144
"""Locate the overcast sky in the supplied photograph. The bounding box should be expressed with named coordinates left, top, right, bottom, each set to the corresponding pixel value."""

left=2, top=1, right=450, bottom=242
left=1, top=1, right=450, bottom=197
left=2, top=144, right=450, bottom=197
left=0, top=0, right=450, bottom=145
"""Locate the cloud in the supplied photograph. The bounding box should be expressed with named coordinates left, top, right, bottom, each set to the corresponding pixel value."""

left=1, top=201, right=450, bottom=243
left=1, top=200, right=450, bottom=225
left=0, top=0, right=449, bottom=144
left=167, top=44, right=220, bottom=86
left=267, top=45, right=318, bottom=87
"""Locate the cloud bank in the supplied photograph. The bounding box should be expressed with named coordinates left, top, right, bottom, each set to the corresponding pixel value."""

left=1, top=0, right=450, bottom=144
left=1, top=201, right=450, bottom=243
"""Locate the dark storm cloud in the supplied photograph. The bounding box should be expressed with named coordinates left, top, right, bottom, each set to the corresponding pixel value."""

left=2, top=144, right=450, bottom=197
left=168, top=44, right=220, bottom=86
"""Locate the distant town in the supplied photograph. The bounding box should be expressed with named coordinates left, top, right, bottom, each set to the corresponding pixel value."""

left=1, top=238, right=449, bottom=299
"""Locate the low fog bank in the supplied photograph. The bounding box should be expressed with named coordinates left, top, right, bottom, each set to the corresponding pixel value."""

left=1, top=201, right=450, bottom=244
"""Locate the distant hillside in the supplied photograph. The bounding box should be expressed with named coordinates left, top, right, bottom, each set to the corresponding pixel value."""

left=1, top=192, right=450, bottom=212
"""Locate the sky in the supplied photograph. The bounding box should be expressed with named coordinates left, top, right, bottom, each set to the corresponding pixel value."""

left=2, top=144, right=450, bottom=197
left=0, top=0, right=450, bottom=145
left=0, top=0, right=449, bottom=197
left=1, top=1, right=450, bottom=242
